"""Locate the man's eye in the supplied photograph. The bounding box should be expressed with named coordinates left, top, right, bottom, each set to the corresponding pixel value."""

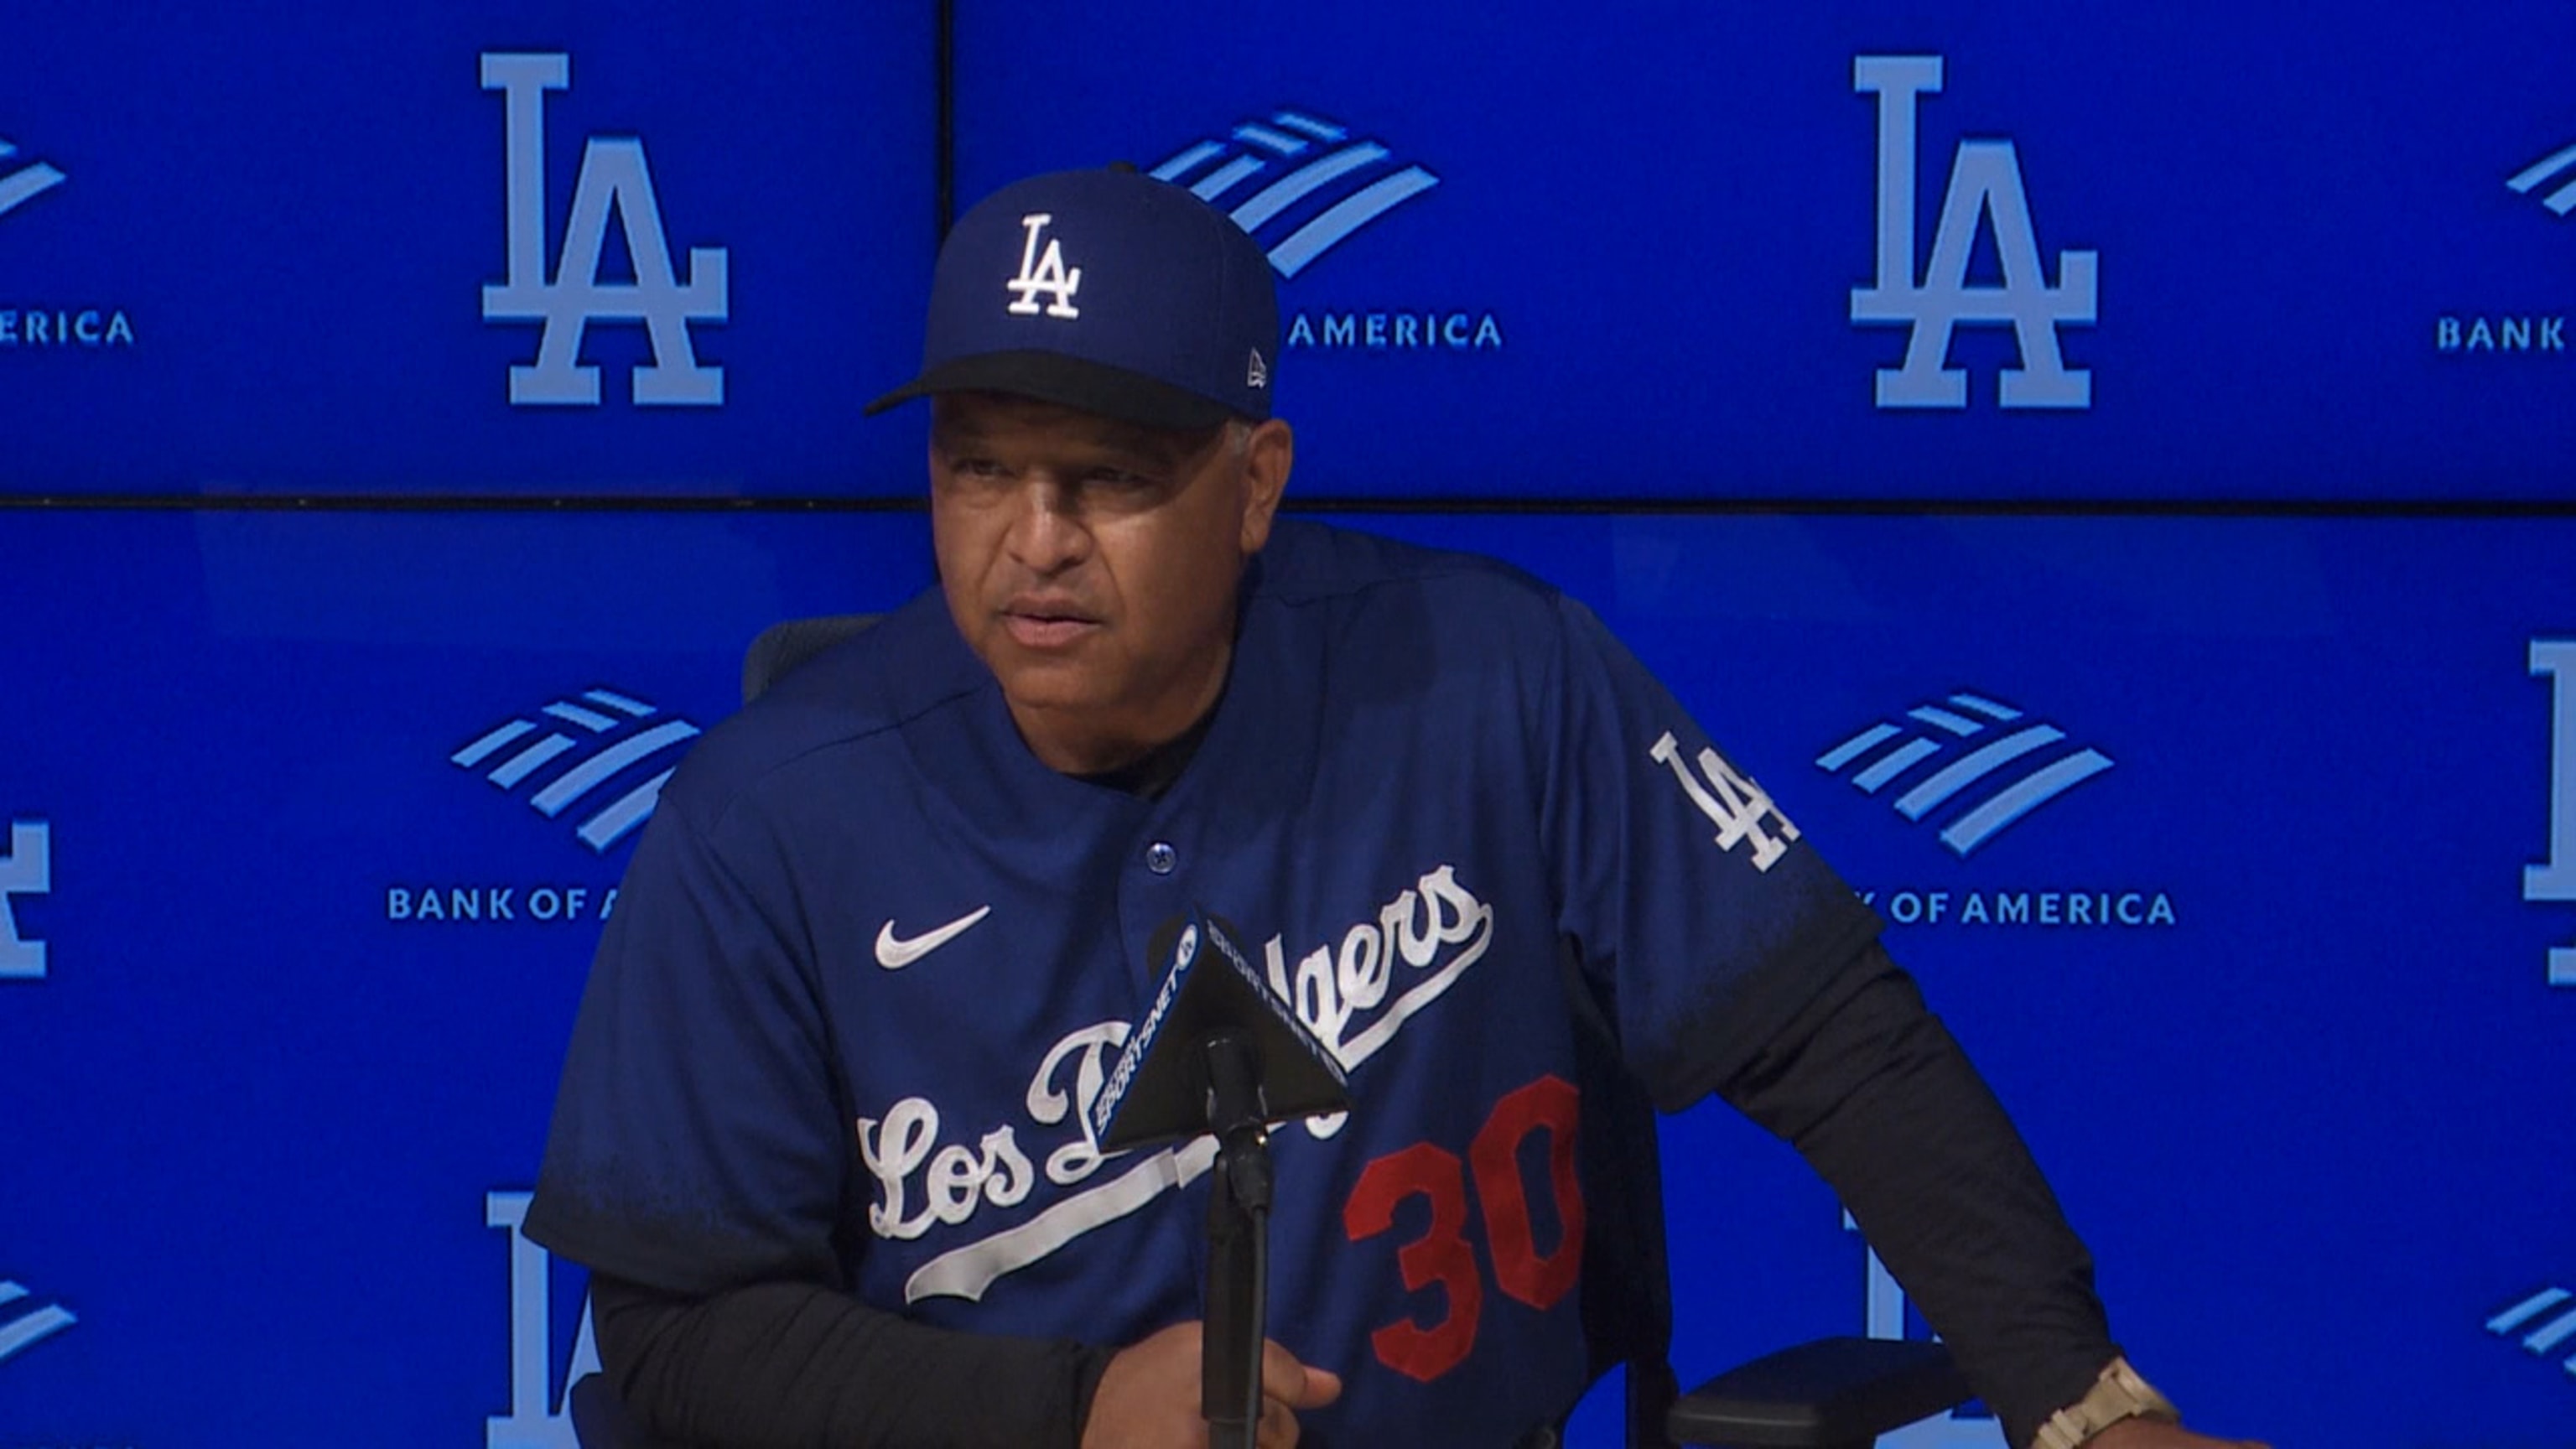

left=949, top=457, right=1008, bottom=478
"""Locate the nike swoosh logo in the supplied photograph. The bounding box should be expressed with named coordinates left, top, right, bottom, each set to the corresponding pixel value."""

left=875, top=906, right=992, bottom=969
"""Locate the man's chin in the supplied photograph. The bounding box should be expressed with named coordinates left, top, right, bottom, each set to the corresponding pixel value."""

left=988, top=656, right=1111, bottom=716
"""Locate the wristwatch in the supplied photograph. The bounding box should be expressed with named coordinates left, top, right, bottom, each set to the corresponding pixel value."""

left=2029, top=1356, right=2182, bottom=1449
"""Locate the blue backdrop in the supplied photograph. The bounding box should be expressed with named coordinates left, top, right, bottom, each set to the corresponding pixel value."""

left=8, top=2, right=2576, bottom=497
left=3, top=2, right=935, bottom=496
left=8, top=506, right=2571, bottom=1444
left=8, top=3, right=2574, bottom=1446
left=954, top=0, right=2576, bottom=501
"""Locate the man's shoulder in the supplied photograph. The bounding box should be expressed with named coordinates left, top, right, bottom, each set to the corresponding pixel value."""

left=1256, top=517, right=1570, bottom=631
left=656, top=591, right=980, bottom=831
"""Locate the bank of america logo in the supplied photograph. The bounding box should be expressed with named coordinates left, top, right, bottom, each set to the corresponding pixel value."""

left=1151, top=110, right=1438, bottom=278
left=450, top=688, right=699, bottom=853
left=1816, top=692, right=2114, bottom=857
left=2487, top=1285, right=2576, bottom=1380
left=0, top=1280, right=75, bottom=1368
left=0, top=138, right=66, bottom=221
left=2509, top=140, right=2576, bottom=216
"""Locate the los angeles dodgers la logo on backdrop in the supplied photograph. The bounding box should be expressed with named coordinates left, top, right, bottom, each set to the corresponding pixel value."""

left=1005, top=214, right=1081, bottom=318
left=1850, top=55, right=2097, bottom=410
left=2524, top=640, right=2576, bottom=986
left=487, top=1191, right=597, bottom=1449
left=0, top=820, right=49, bottom=981
left=480, top=52, right=729, bottom=408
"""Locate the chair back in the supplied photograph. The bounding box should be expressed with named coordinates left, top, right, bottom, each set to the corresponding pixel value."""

left=1555, top=943, right=1684, bottom=1449
left=741, top=613, right=882, bottom=705
left=568, top=1374, right=667, bottom=1448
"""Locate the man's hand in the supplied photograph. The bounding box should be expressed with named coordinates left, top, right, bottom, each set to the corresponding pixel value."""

left=2084, top=1420, right=2268, bottom=1449
left=1081, top=1320, right=1343, bottom=1449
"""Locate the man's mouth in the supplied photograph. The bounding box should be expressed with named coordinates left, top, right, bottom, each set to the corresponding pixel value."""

left=1001, top=604, right=1100, bottom=649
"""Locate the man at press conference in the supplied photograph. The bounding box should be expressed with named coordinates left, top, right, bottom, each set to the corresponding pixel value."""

left=523, top=167, right=2268, bottom=1449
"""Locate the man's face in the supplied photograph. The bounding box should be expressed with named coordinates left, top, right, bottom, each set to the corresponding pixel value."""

left=929, top=392, right=1291, bottom=773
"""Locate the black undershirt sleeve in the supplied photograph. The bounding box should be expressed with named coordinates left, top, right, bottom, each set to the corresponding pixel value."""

left=588, top=1272, right=1115, bottom=1449
left=1715, top=938, right=2119, bottom=1449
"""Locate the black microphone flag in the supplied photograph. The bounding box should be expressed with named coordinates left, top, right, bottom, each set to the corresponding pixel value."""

left=1089, top=908, right=1352, bottom=1154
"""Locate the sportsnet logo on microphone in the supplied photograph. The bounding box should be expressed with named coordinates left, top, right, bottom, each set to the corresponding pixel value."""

left=1818, top=690, right=2173, bottom=930
left=386, top=687, right=704, bottom=926
left=1152, top=108, right=1504, bottom=356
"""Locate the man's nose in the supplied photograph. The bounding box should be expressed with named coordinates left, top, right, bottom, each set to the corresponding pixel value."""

left=1003, top=477, right=1089, bottom=574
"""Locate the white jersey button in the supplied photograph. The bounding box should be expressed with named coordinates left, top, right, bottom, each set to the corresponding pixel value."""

left=1145, top=841, right=1178, bottom=875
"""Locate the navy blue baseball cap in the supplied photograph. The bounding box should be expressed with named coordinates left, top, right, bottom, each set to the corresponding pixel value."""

left=866, top=167, right=1280, bottom=431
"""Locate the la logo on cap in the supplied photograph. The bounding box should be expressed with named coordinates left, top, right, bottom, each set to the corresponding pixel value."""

left=1247, top=348, right=1268, bottom=388
left=1005, top=212, right=1082, bottom=319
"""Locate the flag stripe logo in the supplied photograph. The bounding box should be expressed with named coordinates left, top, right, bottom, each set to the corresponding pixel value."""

left=1228, top=143, right=1385, bottom=231
left=530, top=719, right=700, bottom=817
left=2487, top=1285, right=2576, bottom=1377
left=489, top=735, right=578, bottom=787
left=1819, top=691, right=2114, bottom=856
left=578, top=767, right=676, bottom=852
left=0, top=1281, right=75, bottom=1366
left=2508, top=142, right=2576, bottom=216
left=450, top=689, right=700, bottom=853
left=1892, top=724, right=2064, bottom=819
left=1152, top=109, right=1440, bottom=278
left=0, top=138, right=67, bottom=221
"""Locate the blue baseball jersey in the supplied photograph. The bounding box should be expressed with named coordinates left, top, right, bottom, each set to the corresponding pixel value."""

left=527, top=517, right=1879, bottom=1444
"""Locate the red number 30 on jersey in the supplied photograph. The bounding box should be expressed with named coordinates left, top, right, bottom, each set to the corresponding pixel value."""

left=1340, top=1074, right=1586, bottom=1383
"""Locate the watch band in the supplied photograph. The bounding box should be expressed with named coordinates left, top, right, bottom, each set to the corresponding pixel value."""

left=2029, top=1356, right=2182, bottom=1449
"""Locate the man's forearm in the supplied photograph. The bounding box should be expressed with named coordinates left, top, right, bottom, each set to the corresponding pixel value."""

left=1720, top=943, right=2118, bottom=1449
left=590, top=1271, right=1116, bottom=1449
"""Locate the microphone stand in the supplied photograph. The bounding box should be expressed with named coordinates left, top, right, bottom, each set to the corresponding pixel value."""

left=1200, top=1031, right=1272, bottom=1449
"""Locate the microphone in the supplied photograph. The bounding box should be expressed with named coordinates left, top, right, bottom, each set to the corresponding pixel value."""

left=1088, top=907, right=1351, bottom=1449
left=1088, top=908, right=1350, bottom=1154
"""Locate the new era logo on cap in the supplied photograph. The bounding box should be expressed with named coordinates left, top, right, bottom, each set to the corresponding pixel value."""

left=869, top=168, right=1280, bottom=432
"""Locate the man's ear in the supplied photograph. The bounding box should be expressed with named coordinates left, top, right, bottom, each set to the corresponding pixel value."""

left=1239, top=418, right=1293, bottom=554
